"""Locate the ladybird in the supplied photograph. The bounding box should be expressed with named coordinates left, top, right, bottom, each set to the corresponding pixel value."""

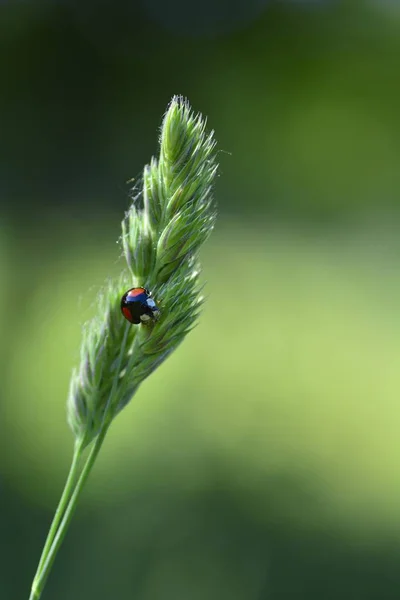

left=120, top=287, right=160, bottom=325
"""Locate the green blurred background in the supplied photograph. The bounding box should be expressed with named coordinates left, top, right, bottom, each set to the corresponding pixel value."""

left=2, top=0, right=400, bottom=598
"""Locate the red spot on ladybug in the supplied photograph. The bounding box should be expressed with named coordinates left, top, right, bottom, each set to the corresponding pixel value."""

left=122, top=307, right=132, bottom=322
left=127, top=287, right=146, bottom=298
left=121, top=287, right=160, bottom=325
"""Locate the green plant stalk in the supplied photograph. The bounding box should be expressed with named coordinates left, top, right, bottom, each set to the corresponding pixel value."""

left=31, top=440, right=83, bottom=579
left=28, top=96, right=218, bottom=599
left=29, top=323, right=131, bottom=600
left=29, top=422, right=110, bottom=600
left=28, top=449, right=83, bottom=600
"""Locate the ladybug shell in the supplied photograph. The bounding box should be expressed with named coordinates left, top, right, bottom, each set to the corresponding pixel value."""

left=120, top=287, right=160, bottom=325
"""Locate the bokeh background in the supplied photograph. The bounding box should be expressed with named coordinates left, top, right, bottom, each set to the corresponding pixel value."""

left=2, top=0, right=400, bottom=598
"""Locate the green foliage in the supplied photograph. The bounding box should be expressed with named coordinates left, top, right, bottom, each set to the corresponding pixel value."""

left=28, top=96, right=218, bottom=600
left=68, top=96, right=218, bottom=448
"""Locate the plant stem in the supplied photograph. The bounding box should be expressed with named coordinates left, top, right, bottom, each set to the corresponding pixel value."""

left=29, top=323, right=131, bottom=600
left=28, top=440, right=84, bottom=600
left=29, top=421, right=111, bottom=600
